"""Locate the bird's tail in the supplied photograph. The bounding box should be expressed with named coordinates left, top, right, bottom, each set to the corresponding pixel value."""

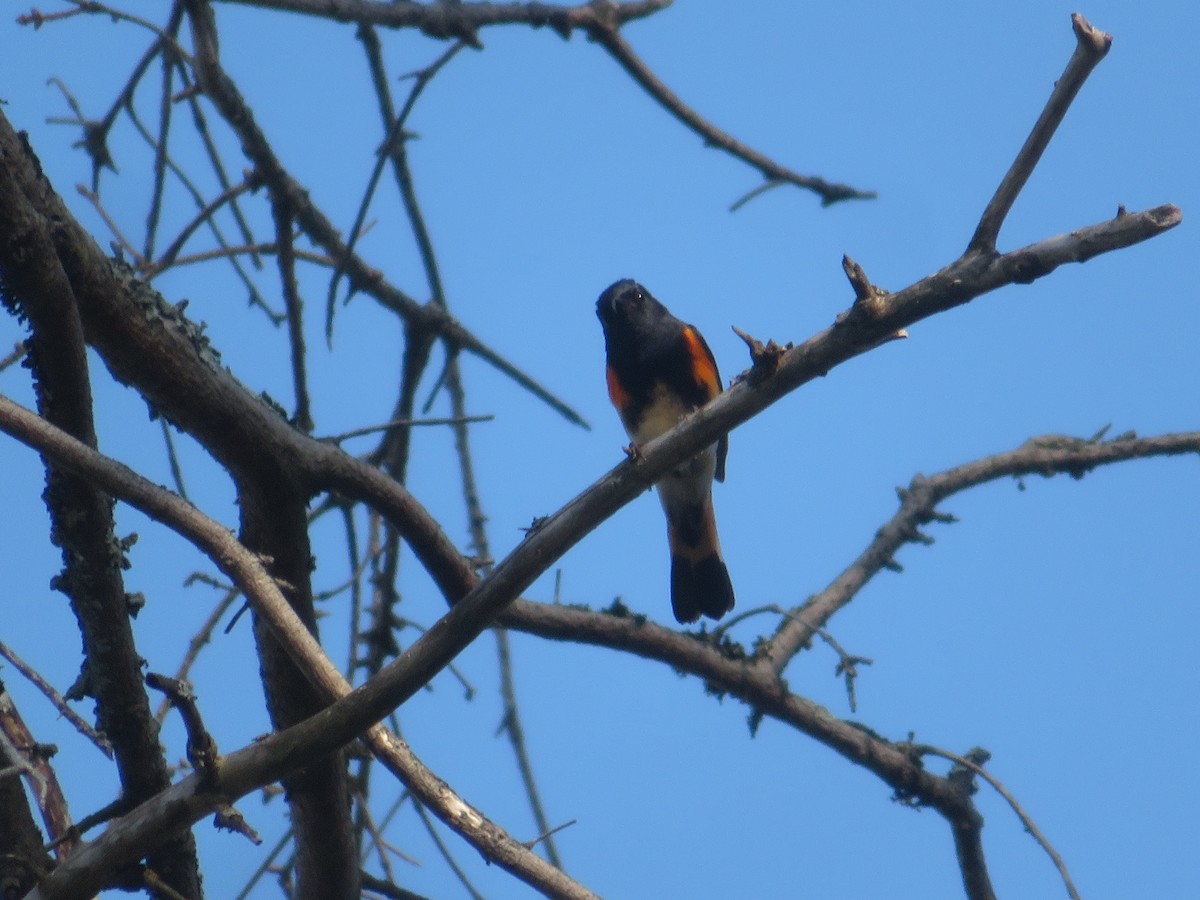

left=667, top=496, right=735, bottom=624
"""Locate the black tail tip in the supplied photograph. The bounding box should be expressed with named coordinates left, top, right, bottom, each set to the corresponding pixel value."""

left=670, top=554, right=735, bottom=624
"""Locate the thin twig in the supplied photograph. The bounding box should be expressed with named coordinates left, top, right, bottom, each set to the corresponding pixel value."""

left=161, top=241, right=331, bottom=274
left=183, top=7, right=588, bottom=427
left=523, top=819, right=577, bottom=851
left=315, top=541, right=380, bottom=604
left=0, top=342, right=26, bottom=372
left=357, top=795, right=400, bottom=883
left=270, top=197, right=314, bottom=431
left=362, top=29, right=562, bottom=860
left=915, top=745, right=1081, bottom=900
left=144, top=178, right=255, bottom=276
left=327, top=37, right=466, bottom=342
left=142, top=3, right=187, bottom=260
left=0, top=639, right=113, bottom=757
left=118, top=99, right=266, bottom=297
left=323, top=414, right=494, bottom=445
left=0, top=391, right=598, bottom=898
left=158, top=418, right=189, bottom=501
left=359, top=870, right=428, bottom=900
left=729, top=178, right=785, bottom=212
left=75, top=185, right=144, bottom=265
left=586, top=24, right=875, bottom=207
left=709, top=604, right=871, bottom=712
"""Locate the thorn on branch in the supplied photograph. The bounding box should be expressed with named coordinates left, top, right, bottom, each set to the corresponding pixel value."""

left=910, top=528, right=935, bottom=547
left=729, top=178, right=785, bottom=212
left=920, top=509, right=959, bottom=526
left=214, top=804, right=262, bottom=845
left=16, top=7, right=47, bottom=28
left=521, top=819, right=577, bottom=851
left=520, top=515, right=549, bottom=536
left=602, top=598, right=647, bottom=625
left=731, top=326, right=789, bottom=383
left=834, top=257, right=909, bottom=344
left=945, top=746, right=992, bottom=798
left=494, top=708, right=515, bottom=738
left=747, top=707, right=764, bottom=738
left=840, top=254, right=888, bottom=314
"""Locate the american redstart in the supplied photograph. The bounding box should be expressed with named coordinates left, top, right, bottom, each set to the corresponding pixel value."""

left=596, top=279, right=735, bottom=624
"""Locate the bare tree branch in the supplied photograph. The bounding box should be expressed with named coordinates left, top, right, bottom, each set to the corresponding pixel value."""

left=0, top=393, right=597, bottom=900
left=0, top=640, right=112, bottom=758
left=0, top=679, right=75, bottom=871
left=0, top=113, right=202, bottom=896
left=765, top=430, right=1200, bottom=670
left=585, top=21, right=876, bottom=206
left=2, top=7, right=1187, bottom=898
left=914, top=744, right=1081, bottom=900
left=213, top=0, right=672, bottom=39
left=180, top=0, right=590, bottom=428
left=969, top=14, right=1112, bottom=254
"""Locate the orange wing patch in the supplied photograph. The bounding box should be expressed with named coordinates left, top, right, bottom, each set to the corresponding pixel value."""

left=681, top=326, right=721, bottom=399
left=606, top=365, right=632, bottom=414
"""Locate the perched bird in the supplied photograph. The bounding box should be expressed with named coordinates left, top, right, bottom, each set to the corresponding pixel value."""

left=596, top=279, right=735, bottom=624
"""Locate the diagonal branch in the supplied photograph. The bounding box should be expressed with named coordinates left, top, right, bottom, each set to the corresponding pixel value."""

left=585, top=22, right=876, bottom=207
left=968, top=13, right=1111, bottom=254
left=764, top=430, right=1200, bottom=671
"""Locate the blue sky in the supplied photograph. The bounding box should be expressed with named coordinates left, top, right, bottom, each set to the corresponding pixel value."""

left=2, top=1, right=1197, bottom=898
